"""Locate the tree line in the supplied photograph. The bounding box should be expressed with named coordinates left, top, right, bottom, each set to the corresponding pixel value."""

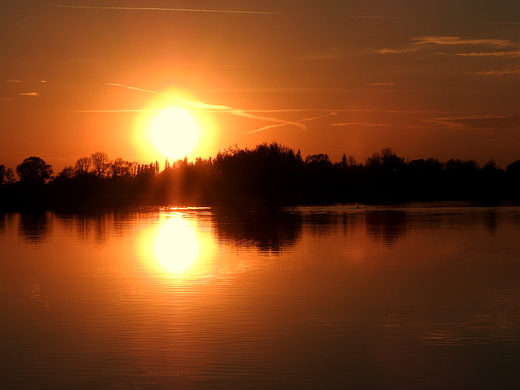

left=2, top=142, right=520, bottom=210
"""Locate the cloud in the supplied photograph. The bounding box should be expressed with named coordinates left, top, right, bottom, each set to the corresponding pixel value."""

left=368, top=82, right=396, bottom=86
left=5, top=79, right=47, bottom=83
left=425, top=114, right=520, bottom=129
left=19, top=92, right=39, bottom=97
left=372, top=48, right=418, bottom=54
left=376, top=36, right=520, bottom=60
left=476, top=68, right=520, bottom=76
left=458, top=51, right=520, bottom=58
left=411, top=36, right=512, bottom=47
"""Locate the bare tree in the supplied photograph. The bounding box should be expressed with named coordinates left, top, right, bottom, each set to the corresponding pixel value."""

left=0, top=165, right=15, bottom=184
left=58, top=166, right=76, bottom=179
left=111, top=158, right=138, bottom=178
left=75, top=156, right=92, bottom=174
left=91, top=151, right=111, bottom=178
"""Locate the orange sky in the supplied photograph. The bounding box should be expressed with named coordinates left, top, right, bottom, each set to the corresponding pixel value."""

left=2, top=1, right=520, bottom=172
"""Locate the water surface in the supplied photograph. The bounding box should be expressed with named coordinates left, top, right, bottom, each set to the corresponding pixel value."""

left=1, top=204, right=520, bottom=389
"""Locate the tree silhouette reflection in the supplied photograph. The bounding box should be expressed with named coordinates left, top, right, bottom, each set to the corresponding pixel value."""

left=18, top=212, right=52, bottom=244
left=365, top=211, right=408, bottom=247
left=210, top=209, right=303, bottom=253
left=483, top=209, right=498, bottom=234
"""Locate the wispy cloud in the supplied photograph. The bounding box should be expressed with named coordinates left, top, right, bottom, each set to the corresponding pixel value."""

left=19, top=92, right=39, bottom=97
left=411, top=36, right=512, bottom=47
left=457, top=51, right=520, bottom=57
left=376, top=36, right=520, bottom=60
left=5, top=79, right=46, bottom=83
left=476, top=68, right=520, bottom=76
left=368, top=82, right=396, bottom=86
left=372, top=48, right=418, bottom=54
left=425, top=114, right=520, bottom=129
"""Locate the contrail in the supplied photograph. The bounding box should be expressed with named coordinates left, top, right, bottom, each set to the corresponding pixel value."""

left=52, top=5, right=298, bottom=16
left=244, top=112, right=338, bottom=134
left=105, top=83, right=164, bottom=96
left=51, top=5, right=520, bottom=25
left=296, top=112, right=338, bottom=123
left=106, top=83, right=307, bottom=132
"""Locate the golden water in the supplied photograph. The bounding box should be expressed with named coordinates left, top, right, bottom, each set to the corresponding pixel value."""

left=1, top=204, right=519, bottom=389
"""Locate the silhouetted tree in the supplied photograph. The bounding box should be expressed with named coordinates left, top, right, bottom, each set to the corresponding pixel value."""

left=305, top=153, right=332, bottom=168
left=303, top=153, right=335, bottom=203
left=362, top=148, right=406, bottom=201
left=0, top=165, right=15, bottom=185
left=482, top=158, right=500, bottom=171
left=506, top=159, right=520, bottom=198
left=16, top=157, right=53, bottom=184
left=478, top=159, right=505, bottom=202
left=58, top=166, right=76, bottom=179
left=91, top=151, right=111, bottom=178
left=443, top=158, right=480, bottom=199
left=339, top=154, right=358, bottom=169
left=212, top=142, right=305, bottom=206
left=75, top=156, right=92, bottom=174
left=111, top=158, right=138, bottom=178
left=365, top=151, right=382, bottom=166
left=7, top=143, right=520, bottom=212
left=366, top=148, right=404, bottom=170
left=407, top=158, right=443, bottom=200
left=506, top=159, right=520, bottom=176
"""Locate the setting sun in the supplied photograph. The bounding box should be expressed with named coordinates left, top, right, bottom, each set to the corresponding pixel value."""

left=133, top=90, right=218, bottom=164
left=149, top=108, right=200, bottom=161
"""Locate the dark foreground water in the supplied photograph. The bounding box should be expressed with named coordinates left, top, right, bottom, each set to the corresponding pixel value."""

left=1, top=204, right=520, bottom=389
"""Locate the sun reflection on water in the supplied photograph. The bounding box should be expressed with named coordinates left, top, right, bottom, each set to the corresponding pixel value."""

left=137, top=211, right=217, bottom=279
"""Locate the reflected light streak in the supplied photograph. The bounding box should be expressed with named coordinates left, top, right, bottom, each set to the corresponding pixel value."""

left=154, top=216, right=198, bottom=274
left=137, top=213, right=217, bottom=279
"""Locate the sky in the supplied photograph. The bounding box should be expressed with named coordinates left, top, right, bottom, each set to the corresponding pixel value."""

left=2, top=0, right=520, bottom=172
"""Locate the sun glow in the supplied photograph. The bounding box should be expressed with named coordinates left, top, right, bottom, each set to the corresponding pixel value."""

left=133, top=90, right=218, bottom=163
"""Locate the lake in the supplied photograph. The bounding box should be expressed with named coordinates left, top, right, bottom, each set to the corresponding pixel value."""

left=1, top=203, right=520, bottom=389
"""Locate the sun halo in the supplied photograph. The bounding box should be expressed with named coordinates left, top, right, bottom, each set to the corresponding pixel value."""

left=133, top=92, right=218, bottom=164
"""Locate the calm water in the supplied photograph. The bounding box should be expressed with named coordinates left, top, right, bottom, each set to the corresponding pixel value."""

left=1, top=204, right=520, bottom=389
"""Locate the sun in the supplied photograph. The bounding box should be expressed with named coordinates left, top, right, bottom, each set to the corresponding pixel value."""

left=149, top=108, right=200, bottom=161
left=133, top=90, right=218, bottom=163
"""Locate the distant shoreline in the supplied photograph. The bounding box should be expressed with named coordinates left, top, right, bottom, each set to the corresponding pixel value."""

left=3, top=143, right=520, bottom=212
